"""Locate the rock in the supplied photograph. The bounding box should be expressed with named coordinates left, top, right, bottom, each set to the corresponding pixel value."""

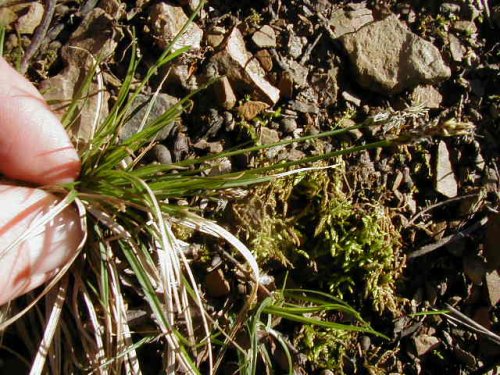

left=340, top=15, right=451, bottom=94
left=177, top=0, right=200, bottom=12
left=41, top=67, right=109, bottom=143
left=164, top=61, right=198, bottom=91
left=328, top=5, right=373, bottom=39
left=206, top=26, right=225, bottom=48
left=449, top=34, right=466, bottom=62
left=411, top=85, right=443, bottom=109
left=62, top=8, right=122, bottom=66
left=287, top=33, right=306, bottom=60
left=289, top=100, right=319, bottom=114
left=223, top=111, right=235, bottom=131
left=207, top=157, right=232, bottom=176
left=435, top=141, right=458, bottom=198
left=440, top=3, right=461, bottom=14
left=255, top=49, right=273, bottom=72
left=39, top=8, right=123, bottom=143
left=342, top=91, right=362, bottom=107
left=0, top=8, right=17, bottom=28
left=283, top=58, right=309, bottom=88
left=484, top=213, right=500, bottom=270
left=485, top=270, right=500, bottom=306
left=452, top=20, right=477, bottom=35
left=252, top=25, right=277, bottom=48
left=360, top=335, right=371, bottom=351
left=280, top=117, right=298, bottom=134
left=193, top=140, right=223, bottom=154
left=207, top=33, right=224, bottom=48
left=260, top=127, right=280, bottom=145
left=16, top=2, right=44, bottom=34
left=119, top=94, right=178, bottom=141
left=278, top=72, right=294, bottom=98
left=210, top=27, right=280, bottom=105
left=152, top=144, right=172, bottom=164
left=214, top=76, right=237, bottom=109
left=237, top=101, right=269, bottom=121
left=286, top=148, right=306, bottom=161
left=463, top=254, right=487, bottom=285
left=98, top=0, right=126, bottom=19
left=147, top=2, right=203, bottom=51
left=173, top=131, right=190, bottom=161
left=204, top=269, right=230, bottom=297
left=413, top=335, right=441, bottom=356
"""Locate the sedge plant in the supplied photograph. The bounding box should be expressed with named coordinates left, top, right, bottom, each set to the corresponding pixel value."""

left=0, top=4, right=474, bottom=373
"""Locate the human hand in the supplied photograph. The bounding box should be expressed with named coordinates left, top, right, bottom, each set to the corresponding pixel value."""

left=0, top=56, right=83, bottom=305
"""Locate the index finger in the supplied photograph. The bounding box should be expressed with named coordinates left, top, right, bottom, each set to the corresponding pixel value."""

left=0, top=57, right=80, bottom=185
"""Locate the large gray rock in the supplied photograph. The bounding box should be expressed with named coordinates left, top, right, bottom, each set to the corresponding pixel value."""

left=340, top=15, right=451, bottom=94
left=119, top=94, right=179, bottom=141
left=210, top=27, right=280, bottom=105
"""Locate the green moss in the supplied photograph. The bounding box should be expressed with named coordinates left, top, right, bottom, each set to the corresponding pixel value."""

left=294, top=325, right=351, bottom=372
left=233, top=159, right=404, bottom=313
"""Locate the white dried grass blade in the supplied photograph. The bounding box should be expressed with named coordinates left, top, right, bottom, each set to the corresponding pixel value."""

left=272, top=164, right=339, bottom=179
left=110, top=269, right=141, bottom=375
left=136, top=179, right=195, bottom=372
left=29, top=276, right=69, bottom=375
left=82, top=288, right=106, bottom=373
left=175, top=214, right=260, bottom=372
left=177, top=215, right=260, bottom=285
left=177, top=246, right=213, bottom=374
left=71, top=280, right=100, bottom=367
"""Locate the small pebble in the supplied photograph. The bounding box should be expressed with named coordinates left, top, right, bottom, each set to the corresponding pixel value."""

left=280, top=117, right=298, bottom=134
left=153, top=144, right=172, bottom=164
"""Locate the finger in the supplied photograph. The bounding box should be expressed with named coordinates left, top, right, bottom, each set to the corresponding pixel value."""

left=0, top=57, right=81, bottom=185
left=0, top=184, right=83, bottom=305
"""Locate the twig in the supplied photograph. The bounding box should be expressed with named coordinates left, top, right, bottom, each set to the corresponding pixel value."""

left=408, top=216, right=488, bottom=259
left=20, top=0, right=57, bottom=74
left=299, top=31, right=323, bottom=65
left=444, top=303, right=500, bottom=346
left=406, top=192, right=482, bottom=227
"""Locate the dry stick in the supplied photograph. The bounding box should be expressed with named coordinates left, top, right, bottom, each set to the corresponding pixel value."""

left=406, top=192, right=482, bottom=227
left=20, top=0, right=57, bottom=74
left=299, top=31, right=323, bottom=65
left=407, top=216, right=488, bottom=259
left=444, top=303, right=500, bottom=346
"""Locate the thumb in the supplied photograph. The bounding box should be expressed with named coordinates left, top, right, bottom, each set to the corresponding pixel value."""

left=0, top=184, right=83, bottom=305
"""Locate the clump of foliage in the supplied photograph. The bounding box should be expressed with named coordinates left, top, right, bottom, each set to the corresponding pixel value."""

left=294, top=325, right=352, bottom=372
left=234, top=158, right=404, bottom=314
